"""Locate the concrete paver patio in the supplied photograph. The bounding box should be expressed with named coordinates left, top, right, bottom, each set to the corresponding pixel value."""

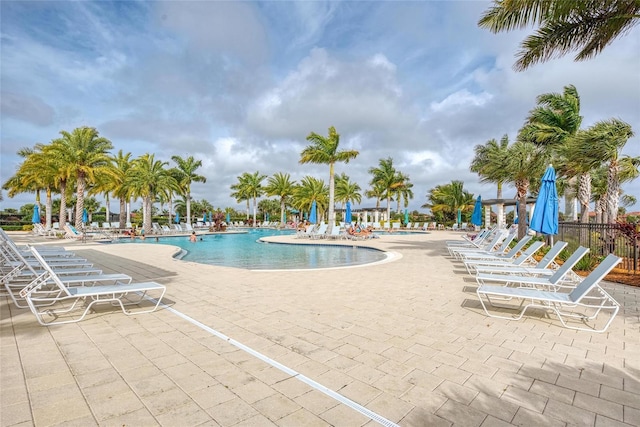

left=1, top=230, right=639, bottom=426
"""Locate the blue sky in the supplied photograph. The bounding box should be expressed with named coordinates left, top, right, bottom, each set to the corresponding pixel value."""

left=2, top=1, right=639, bottom=214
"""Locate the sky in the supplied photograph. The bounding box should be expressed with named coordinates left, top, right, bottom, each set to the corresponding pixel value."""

left=1, top=1, right=639, bottom=215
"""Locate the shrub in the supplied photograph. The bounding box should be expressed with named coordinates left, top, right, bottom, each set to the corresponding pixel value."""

left=574, top=254, right=602, bottom=272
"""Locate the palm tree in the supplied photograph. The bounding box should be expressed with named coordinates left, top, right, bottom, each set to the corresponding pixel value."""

left=128, top=154, right=179, bottom=234
left=40, top=142, right=74, bottom=229
left=393, top=172, right=414, bottom=214
left=111, top=150, right=134, bottom=228
left=293, top=176, right=329, bottom=221
left=49, top=127, right=115, bottom=229
left=520, top=85, right=584, bottom=221
left=230, top=174, right=252, bottom=220
left=242, top=171, right=266, bottom=226
left=504, top=140, right=548, bottom=238
left=2, top=144, right=60, bottom=229
left=572, top=119, right=635, bottom=223
left=368, top=157, right=402, bottom=223
left=335, top=172, right=362, bottom=206
left=264, top=172, right=297, bottom=227
left=300, top=126, right=359, bottom=231
left=470, top=135, right=512, bottom=227
left=422, top=181, right=475, bottom=226
left=171, top=155, right=207, bottom=226
left=82, top=197, right=101, bottom=223
left=478, top=0, right=640, bottom=70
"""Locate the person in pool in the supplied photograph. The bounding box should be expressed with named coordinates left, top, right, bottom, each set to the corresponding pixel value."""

left=190, top=231, right=197, bottom=242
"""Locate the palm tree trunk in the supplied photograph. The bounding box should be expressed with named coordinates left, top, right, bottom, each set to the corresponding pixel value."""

left=578, top=173, right=591, bottom=223
left=515, top=179, right=529, bottom=239
left=45, top=188, right=53, bottom=230
left=105, top=194, right=110, bottom=225
left=595, top=199, right=604, bottom=223
left=497, top=181, right=504, bottom=229
left=386, top=196, right=391, bottom=224
left=144, top=196, right=152, bottom=234
left=280, top=199, right=285, bottom=226
left=59, top=180, right=67, bottom=229
left=606, top=162, right=620, bottom=223
left=246, top=200, right=250, bottom=220
left=186, top=192, right=191, bottom=227
left=75, top=173, right=85, bottom=229
left=253, top=197, right=257, bottom=226
left=119, top=198, right=126, bottom=228
left=328, top=163, right=335, bottom=231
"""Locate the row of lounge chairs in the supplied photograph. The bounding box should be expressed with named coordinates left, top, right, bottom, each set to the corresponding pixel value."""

left=296, top=223, right=377, bottom=240
left=447, top=227, right=621, bottom=332
left=1, top=228, right=165, bottom=326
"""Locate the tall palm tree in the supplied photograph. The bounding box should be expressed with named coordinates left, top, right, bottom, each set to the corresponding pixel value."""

left=520, top=85, right=584, bottom=221
left=242, top=171, right=266, bottom=226
left=393, top=172, right=414, bottom=214
left=171, top=155, right=207, bottom=226
left=368, top=157, right=402, bottom=222
left=478, top=0, right=640, bottom=70
left=2, top=144, right=60, bottom=228
left=40, top=142, right=74, bottom=228
left=504, top=140, right=548, bottom=238
left=49, top=127, right=115, bottom=229
left=470, top=135, right=512, bottom=227
left=112, top=150, right=134, bottom=228
left=300, top=126, right=359, bottom=231
left=293, top=176, right=329, bottom=221
left=230, top=173, right=252, bottom=220
left=572, top=119, right=635, bottom=223
left=128, top=154, right=179, bottom=234
left=265, top=172, right=297, bottom=227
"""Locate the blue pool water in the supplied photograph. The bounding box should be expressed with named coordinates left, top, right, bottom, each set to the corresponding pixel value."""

left=118, top=229, right=388, bottom=270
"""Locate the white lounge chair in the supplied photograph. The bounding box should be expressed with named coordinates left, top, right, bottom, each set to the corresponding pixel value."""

left=475, top=246, right=590, bottom=290
left=461, top=235, right=532, bottom=264
left=464, top=240, right=545, bottom=274
left=3, top=247, right=132, bottom=309
left=450, top=230, right=514, bottom=260
left=20, top=247, right=166, bottom=326
left=474, top=241, right=568, bottom=276
left=310, top=223, right=328, bottom=239
left=476, top=254, right=621, bottom=332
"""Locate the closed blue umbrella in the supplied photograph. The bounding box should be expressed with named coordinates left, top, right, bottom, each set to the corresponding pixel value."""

left=32, top=205, right=40, bottom=224
left=309, top=200, right=317, bottom=224
left=457, top=208, right=462, bottom=227
left=345, top=201, right=352, bottom=224
left=266, top=213, right=270, bottom=221
left=209, top=212, right=213, bottom=223
left=82, top=208, right=88, bottom=224
left=530, top=165, right=559, bottom=236
left=404, top=208, right=409, bottom=225
left=471, top=196, right=482, bottom=226
left=175, top=212, right=180, bottom=223
left=226, top=212, right=231, bottom=223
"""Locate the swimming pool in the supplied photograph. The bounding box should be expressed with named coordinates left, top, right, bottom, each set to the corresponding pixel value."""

left=117, top=229, right=388, bottom=270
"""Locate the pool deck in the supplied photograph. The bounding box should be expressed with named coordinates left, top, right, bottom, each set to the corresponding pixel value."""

left=2, top=230, right=639, bottom=426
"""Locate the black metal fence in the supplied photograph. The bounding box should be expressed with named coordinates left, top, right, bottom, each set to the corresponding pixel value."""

left=558, top=222, right=639, bottom=273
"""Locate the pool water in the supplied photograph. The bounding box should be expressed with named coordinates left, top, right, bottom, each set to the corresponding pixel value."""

left=118, top=229, right=387, bottom=270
